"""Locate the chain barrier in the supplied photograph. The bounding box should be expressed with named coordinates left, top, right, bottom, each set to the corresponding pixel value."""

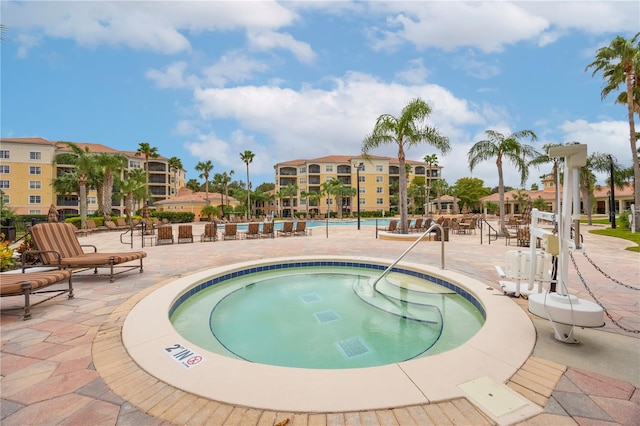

left=569, top=252, right=640, bottom=334
left=581, top=251, right=639, bottom=290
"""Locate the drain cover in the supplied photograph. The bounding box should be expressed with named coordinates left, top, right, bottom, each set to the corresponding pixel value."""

left=300, top=293, right=321, bottom=303
left=314, top=310, right=340, bottom=323
left=336, top=337, right=370, bottom=358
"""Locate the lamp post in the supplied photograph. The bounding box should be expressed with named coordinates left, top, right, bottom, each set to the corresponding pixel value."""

left=609, top=155, right=616, bottom=229
left=355, top=162, right=363, bottom=230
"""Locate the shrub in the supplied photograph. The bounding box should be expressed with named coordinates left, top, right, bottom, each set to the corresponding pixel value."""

left=619, top=210, right=630, bottom=230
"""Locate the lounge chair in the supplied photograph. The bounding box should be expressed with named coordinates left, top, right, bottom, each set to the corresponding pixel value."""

left=177, top=224, right=194, bottom=244
left=277, top=221, right=294, bottom=237
left=260, top=221, right=274, bottom=239
left=294, top=221, right=309, bottom=236
left=116, top=218, right=129, bottom=229
left=104, top=220, right=119, bottom=231
left=244, top=222, right=260, bottom=239
left=157, top=225, right=174, bottom=245
left=1, top=268, right=73, bottom=320
left=27, top=222, right=146, bottom=282
left=409, top=218, right=423, bottom=232
left=378, top=219, right=398, bottom=233
left=222, top=223, right=238, bottom=240
left=200, top=222, right=218, bottom=242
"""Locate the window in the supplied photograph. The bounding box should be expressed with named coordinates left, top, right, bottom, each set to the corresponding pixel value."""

left=0, top=165, right=9, bottom=173
left=30, top=151, right=42, bottom=160
left=29, top=210, right=41, bottom=215
left=88, top=196, right=97, bottom=204
left=376, top=187, right=384, bottom=194
left=2, top=194, right=9, bottom=203
left=359, top=198, right=365, bottom=205
left=29, top=195, right=42, bottom=204
left=359, top=187, right=365, bottom=194
left=29, top=181, right=42, bottom=189
left=129, top=161, right=142, bottom=169
left=325, top=176, right=333, bottom=182
left=376, top=176, right=383, bottom=183
left=29, top=166, right=42, bottom=175
left=299, top=178, right=306, bottom=184
left=376, top=198, right=384, bottom=205
left=0, top=150, right=9, bottom=159
left=0, top=180, right=9, bottom=189
left=299, top=166, right=306, bottom=174
left=326, top=198, right=333, bottom=205
left=325, top=165, right=333, bottom=172
left=376, top=165, right=383, bottom=172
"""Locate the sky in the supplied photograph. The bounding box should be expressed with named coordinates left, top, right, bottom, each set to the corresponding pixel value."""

left=2, top=1, right=638, bottom=191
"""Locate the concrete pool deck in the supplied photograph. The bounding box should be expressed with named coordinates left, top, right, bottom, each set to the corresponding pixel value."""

left=1, top=220, right=638, bottom=425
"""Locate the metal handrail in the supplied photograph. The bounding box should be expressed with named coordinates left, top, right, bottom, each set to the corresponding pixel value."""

left=372, top=223, right=445, bottom=293
left=478, top=218, right=498, bottom=245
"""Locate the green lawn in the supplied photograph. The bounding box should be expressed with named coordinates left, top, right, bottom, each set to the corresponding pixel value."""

left=588, top=227, right=640, bottom=253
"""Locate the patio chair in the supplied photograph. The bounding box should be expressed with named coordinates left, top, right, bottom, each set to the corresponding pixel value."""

left=157, top=225, right=174, bottom=245
left=502, top=225, right=517, bottom=246
left=409, top=218, right=423, bottom=232
left=200, top=222, right=218, bottom=242
left=177, top=224, right=194, bottom=244
left=1, top=268, right=73, bottom=320
left=27, top=222, right=146, bottom=282
left=222, top=223, right=238, bottom=240
left=116, top=218, right=129, bottom=229
left=277, top=221, right=294, bottom=237
left=104, top=220, right=119, bottom=231
left=378, top=219, right=398, bottom=233
left=294, top=221, right=309, bottom=236
left=260, top=221, right=274, bottom=239
left=245, top=222, right=261, bottom=239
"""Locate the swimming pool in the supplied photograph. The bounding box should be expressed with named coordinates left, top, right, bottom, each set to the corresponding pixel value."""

left=169, top=265, right=484, bottom=369
left=123, top=256, right=535, bottom=412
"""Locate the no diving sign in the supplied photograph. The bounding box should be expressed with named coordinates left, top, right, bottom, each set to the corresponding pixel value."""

left=164, top=343, right=206, bottom=369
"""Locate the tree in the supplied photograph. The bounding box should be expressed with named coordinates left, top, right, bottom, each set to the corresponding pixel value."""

left=423, top=154, right=438, bottom=215
left=450, top=177, right=489, bottom=213
left=240, top=150, right=255, bottom=217
left=135, top=142, right=159, bottom=206
left=468, top=129, right=539, bottom=234
left=280, top=183, right=298, bottom=218
left=362, top=98, right=451, bottom=233
left=168, top=156, right=183, bottom=197
left=431, top=178, right=449, bottom=214
left=54, top=142, right=96, bottom=229
left=579, top=152, right=615, bottom=225
left=586, top=33, right=640, bottom=231
left=185, top=179, right=200, bottom=192
left=195, top=160, right=214, bottom=204
left=117, top=169, right=146, bottom=222
left=200, top=205, right=219, bottom=222
left=94, top=153, right=128, bottom=220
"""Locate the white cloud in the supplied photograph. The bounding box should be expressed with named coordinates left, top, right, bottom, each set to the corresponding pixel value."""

left=146, top=61, right=195, bottom=89
left=247, top=30, right=316, bottom=64
left=202, top=51, right=270, bottom=87
left=394, top=58, right=430, bottom=84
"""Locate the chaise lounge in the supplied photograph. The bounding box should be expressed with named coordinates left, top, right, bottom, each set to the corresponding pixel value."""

left=1, top=268, right=73, bottom=320
left=28, top=222, right=146, bottom=282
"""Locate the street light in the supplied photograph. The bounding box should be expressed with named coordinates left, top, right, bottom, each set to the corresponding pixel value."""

left=608, top=155, right=616, bottom=229
left=355, top=162, right=364, bottom=230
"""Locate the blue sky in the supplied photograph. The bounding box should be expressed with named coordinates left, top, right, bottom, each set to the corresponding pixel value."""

left=2, top=1, right=638, bottom=190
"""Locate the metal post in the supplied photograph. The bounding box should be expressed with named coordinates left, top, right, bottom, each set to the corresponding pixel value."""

left=609, top=155, right=616, bottom=229
left=356, top=164, right=361, bottom=230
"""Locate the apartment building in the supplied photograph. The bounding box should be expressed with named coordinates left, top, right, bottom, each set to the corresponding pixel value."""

left=0, top=137, right=185, bottom=217
left=273, top=154, right=443, bottom=217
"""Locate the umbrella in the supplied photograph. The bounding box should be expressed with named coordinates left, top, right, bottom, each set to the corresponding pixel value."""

left=47, top=205, right=58, bottom=223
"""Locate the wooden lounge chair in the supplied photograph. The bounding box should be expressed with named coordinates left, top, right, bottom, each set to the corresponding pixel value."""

left=177, top=224, right=194, bottom=244
left=104, top=220, right=119, bottom=231
left=1, top=268, right=73, bottom=320
left=27, top=222, right=146, bottom=282
left=378, top=219, right=398, bottom=233
left=277, top=221, right=294, bottom=237
left=244, top=222, right=260, bottom=239
left=200, top=222, right=218, bottom=242
left=260, top=221, right=274, bottom=239
left=294, top=221, right=309, bottom=236
left=409, top=218, right=423, bottom=232
left=157, top=225, right=174, bottom=245
left=116, top=218, right=129, bottom=229
left=222, top=223, right=238, bottom=240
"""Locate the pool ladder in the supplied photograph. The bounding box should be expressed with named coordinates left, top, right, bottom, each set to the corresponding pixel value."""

left=372, top=222, right=446, bottom=293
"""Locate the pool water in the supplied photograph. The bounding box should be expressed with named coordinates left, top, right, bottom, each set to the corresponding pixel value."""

left=170, top=266, right=484, bottom=369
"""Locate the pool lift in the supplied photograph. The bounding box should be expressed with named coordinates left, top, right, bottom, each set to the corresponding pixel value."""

left=526, top=143, right=604, bottom=343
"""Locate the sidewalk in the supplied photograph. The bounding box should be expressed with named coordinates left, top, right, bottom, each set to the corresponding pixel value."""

left=1, top=221, right=638, bottom=424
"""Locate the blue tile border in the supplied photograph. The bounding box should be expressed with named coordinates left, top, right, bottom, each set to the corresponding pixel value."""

left=168, top=260, right=486, bottom=319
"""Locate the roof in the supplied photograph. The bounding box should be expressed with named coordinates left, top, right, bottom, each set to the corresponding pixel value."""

left=153, top=188, right=237, bottom=205
left=480, top=183, right=634, bottom=202
left=0, top=137, right=54, bottom=145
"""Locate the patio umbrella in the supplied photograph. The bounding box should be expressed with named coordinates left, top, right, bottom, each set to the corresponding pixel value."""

left=47, top=205, right=58, bottom=223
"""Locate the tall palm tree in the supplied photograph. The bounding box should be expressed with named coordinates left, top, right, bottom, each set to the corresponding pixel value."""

left=280, top=183, right=298, bottom=218
left=423, top=154, right=438, bottom=215
left=468, top=129, right=540, bottom=234
left=195, top=160, right=214, bottom=204
left=221, top=170, right=234, bottom=217
left=431, top=178, right=449, bottom=214
left=240, top=151, right=255, bottom=217
left=580, top=152, right=617, bottom=225
left=135, top=142, right=159, bottom=206
left=167, top=156, right=183, bottom=197
left=117, top=169, right=146, bottom=223
left=362, top=98, right=451, bottom=233
left=94, top=153, right=128, bottom=220
left=586, top=33, right=640, bottom=231
left=54, top=142, right=96, bottom=229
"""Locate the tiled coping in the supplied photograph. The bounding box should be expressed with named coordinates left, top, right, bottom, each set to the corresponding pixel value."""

left=122, top=256, right=536, bottom=414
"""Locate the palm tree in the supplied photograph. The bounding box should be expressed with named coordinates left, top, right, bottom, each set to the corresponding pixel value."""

left=280, top=183, right=298, bottom=218
left=54, top=142, right=96, bottom=229
left=580, top=153, right=616, bottom=225
left=135, top=142, right=159, bottom=206
left=586, top=33, right=640, bottom=231
left=167, top=156, right=183, bottom=197
left=362, top=98, right=451, bottom=233
left=117, top=169, right=146, bottom=223
left=423, top=154, right=438, bottom=215
left=240, top=151, right=255, bottom=217
left=195, top=160, right=214, bottom=204
left=431, top=178, right=449, bottom=214
left=468, top=129, right=539, bottom=234
left=94, top=153, right=128, bottom=220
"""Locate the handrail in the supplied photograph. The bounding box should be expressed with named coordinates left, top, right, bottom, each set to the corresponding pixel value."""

left=372, top=223, right=445, bottom=293
left=119, top=225, right=134, bottom=249
left=478, top=218, right=498, bottom=245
